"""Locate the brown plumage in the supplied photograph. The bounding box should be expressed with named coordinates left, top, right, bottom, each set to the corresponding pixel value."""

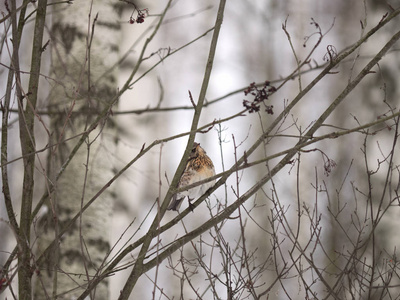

left=167, top=142, right=216, bottom=211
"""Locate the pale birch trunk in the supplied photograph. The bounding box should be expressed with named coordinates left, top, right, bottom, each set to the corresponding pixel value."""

left=34, top=1, right=121, bottom=299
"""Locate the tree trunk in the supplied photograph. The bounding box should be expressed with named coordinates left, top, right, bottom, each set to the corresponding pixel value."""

left=34, top=1, right=121, bottom=299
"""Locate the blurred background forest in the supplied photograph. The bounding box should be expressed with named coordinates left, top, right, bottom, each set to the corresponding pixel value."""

left=1, top=0, right=400, bottom=299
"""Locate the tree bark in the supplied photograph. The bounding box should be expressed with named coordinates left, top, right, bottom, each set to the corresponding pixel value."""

left=34, top=1, right=121, bottom=299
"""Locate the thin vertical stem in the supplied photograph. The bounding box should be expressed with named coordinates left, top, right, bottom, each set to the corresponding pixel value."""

left=18, top=0, right=48, bottom=298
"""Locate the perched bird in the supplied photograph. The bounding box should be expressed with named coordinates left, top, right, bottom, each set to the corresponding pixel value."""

left=168, top=142, right=216, bottom=211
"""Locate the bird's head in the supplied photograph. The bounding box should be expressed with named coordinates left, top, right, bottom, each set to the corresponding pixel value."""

left=190, top=142, right=206, bottom=159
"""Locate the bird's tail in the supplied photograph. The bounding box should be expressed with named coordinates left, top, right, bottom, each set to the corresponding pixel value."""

left=167, top=194, right=184, bottom=211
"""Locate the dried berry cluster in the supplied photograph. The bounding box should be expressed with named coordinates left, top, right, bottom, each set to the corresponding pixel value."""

left=242, top=81, right=275, bottom=114
left=129, top=8, right=148, bottom=24
left=323, top=157, right=337, bottom=176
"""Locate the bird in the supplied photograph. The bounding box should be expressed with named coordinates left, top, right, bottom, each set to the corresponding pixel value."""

left=167, top=142, right=216, bottom=211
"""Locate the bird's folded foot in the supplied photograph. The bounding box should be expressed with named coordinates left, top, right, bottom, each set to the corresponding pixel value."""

left=188, top=197, right=195, bottom=212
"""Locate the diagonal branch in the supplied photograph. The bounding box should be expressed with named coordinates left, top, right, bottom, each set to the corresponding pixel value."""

left=115, top=1, right=227, bottom=299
